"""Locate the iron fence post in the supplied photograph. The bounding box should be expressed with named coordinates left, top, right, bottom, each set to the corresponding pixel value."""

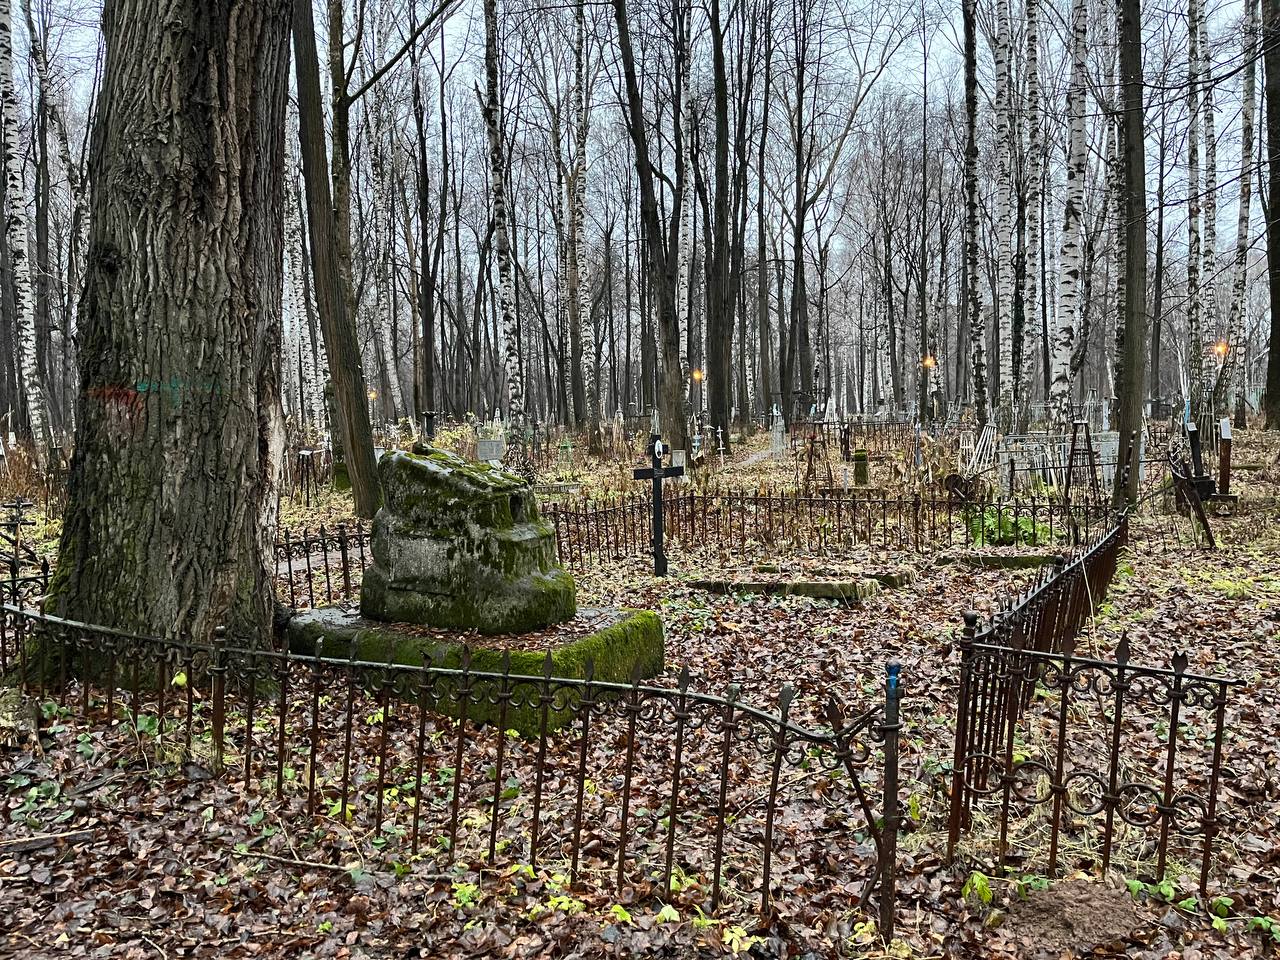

left=947, top=612, right=978, bottom=860
left=880, top=660, right=902, bottom=942
left=210, top=626, right=227, bottom=775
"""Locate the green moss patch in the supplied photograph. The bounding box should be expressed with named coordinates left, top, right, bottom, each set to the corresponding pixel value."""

left=285, top=606, right=664, bottom=737
left=934, top=551, right=1064, bottom=570
left=689, top=578, right=885, bottom=604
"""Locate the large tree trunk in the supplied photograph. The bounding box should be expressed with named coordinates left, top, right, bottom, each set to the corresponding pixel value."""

left=50, top=0, right=289, bottom=651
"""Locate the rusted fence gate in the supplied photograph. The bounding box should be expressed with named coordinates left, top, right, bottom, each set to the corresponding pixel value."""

left=2, top=604, right=904, bottom=937
left=946, top=514, right=1240, bottom=891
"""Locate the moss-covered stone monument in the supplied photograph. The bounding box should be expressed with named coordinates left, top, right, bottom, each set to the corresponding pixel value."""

left=360, top=447, right=576, bottom=634
left=286, top=445, right=663, bottom=735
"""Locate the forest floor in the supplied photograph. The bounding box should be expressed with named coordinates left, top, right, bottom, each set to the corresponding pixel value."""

left=3, top=431, right=1280, bottom=958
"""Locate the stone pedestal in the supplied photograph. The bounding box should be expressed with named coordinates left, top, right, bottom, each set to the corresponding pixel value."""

left=360, top=447, right=576, bottom=634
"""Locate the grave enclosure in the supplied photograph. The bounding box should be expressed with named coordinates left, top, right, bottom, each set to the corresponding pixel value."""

left=0, top=425, right=1245, bottom=942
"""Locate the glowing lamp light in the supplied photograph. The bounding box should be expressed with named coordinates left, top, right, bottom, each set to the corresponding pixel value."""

left=367, top=389, right=378, bottom=401
left=1213, top=341, right=1229, bottom=358
left=921, top=355, right=937, bottom=370
left=691, top=368, right=704, bottom=383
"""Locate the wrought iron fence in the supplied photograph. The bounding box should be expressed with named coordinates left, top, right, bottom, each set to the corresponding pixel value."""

left=946, top=514, right=1239, bottom=892
left=275, top=522, right=371, bottom=608
left=547, top=488, right=1115, bottom=569
left=1, top=603, right=902, bottom=934
left=787, top=419, right=916, bottom=459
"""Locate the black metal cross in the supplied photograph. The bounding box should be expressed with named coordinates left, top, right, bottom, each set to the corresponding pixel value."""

left=1, top=497, right=36, bottom=576
left=632, top=434, right=684, bottom=576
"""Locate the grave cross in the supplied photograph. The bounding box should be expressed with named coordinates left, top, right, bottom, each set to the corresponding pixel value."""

left=632, top=434, right=684, bottom=576
left=2, top=497, right=35, bottom=575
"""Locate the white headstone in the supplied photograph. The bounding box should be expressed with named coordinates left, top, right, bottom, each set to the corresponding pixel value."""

left=770, top=420, right=786, bottom=457
left=671, top=449, right=687, bottom=475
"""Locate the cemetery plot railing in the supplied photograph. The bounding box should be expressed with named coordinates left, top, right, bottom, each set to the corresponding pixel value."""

left=3, top=605, right=903, bottom=937
left=274, top=522, right=372, bottom=609
left=788, top=419, right=915, bottom=458
left=947, top=516, right=1240, bottom=892
left=547, top=489, right=1114, bottom=569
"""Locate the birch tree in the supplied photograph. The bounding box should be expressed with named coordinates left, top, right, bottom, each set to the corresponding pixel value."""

left=1050, top=0, right=1087, bottom=416
left=992, top=0, right=1014, bottom=424
left=481, top=0, right=528, bottom=467
left=0, top=0, right=47, bottom=458
left=1214, top=0, right=1258, bottom=414
left=1187, top=0, right=1204, bottom=414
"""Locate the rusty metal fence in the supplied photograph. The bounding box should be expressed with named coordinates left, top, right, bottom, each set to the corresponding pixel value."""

left=1, top=603, right=902, bottom=935
left=546, top=489, right=1114, bottom=568
left=946, top=514, right=1239, bottom=891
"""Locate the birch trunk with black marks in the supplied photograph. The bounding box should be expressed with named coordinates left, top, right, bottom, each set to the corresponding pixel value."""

left=0, top=0, right=48, bottom=458
left=1187, top=0, right=1204, bottom=414
left=1021, top=0, right=1041, bottom=413
left=1200, top=8, right=1218, bottom=357
left=993, top=0, right=1013, bottom=423
left=1215, top=0, right=1257, bottom=414
left=1051, top=0, right=1087, bottom=417
left=481, top=0, right=526, bottom=456
left=50, top=0, right=289, bottom=653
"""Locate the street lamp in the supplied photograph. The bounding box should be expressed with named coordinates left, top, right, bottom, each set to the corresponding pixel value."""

left=1213, top=340, right=1229, bottom=360
left=691, top=368, right=704, bottom=416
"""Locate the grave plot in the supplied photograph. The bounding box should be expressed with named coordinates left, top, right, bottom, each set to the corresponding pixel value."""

left=1, top=437, right=1264, bottom=960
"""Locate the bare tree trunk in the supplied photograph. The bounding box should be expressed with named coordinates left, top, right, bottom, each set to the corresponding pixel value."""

left=51, top=0, right=289, bottom=652
left=481, top=0, right=528, bottom=465
left=963, top=0, right=987, bottom=423
left=1051, top=0, right=1087, bottom=417
left=1265, top=0, right=1280, bottom=427
left=1187, top=0, right=1204, bottom=415
left=1214, top=0, right=1257, bottom=414
left=612, top=0, right=686, bottom=449
left=1115, top=0, right=1148, bottom=504
left=0, top=0, right=48, bottom=459
left=292, top=0, right=379, bottom=516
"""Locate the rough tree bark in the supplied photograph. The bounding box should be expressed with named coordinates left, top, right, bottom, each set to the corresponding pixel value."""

left=1214, top=0, right=1257, bottom=415
left=1264, top=0, right=1280, bottom=427
left=292, top=0, right=379, bottom=516
left=481, top=0, right=528, bottom=464
left=1050, top=0, right=1087, bottom=417
left=1187, top=0, right=1204, bottom=415
left=963, top=0, right=986, bottom=423
left=0, top=0, right=48, bottom=458
left=612, top=0, right=687, bottom=449
left=50, top=0, right=290, bottom=651
left=1114, top=0, right=1148, bottom=505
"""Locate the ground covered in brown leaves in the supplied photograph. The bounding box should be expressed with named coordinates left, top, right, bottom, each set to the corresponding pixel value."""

left=4, top=444, right=1280, bottom=959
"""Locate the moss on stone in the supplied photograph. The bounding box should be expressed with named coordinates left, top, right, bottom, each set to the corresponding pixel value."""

left=285, top=607, right=664, bottom=737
